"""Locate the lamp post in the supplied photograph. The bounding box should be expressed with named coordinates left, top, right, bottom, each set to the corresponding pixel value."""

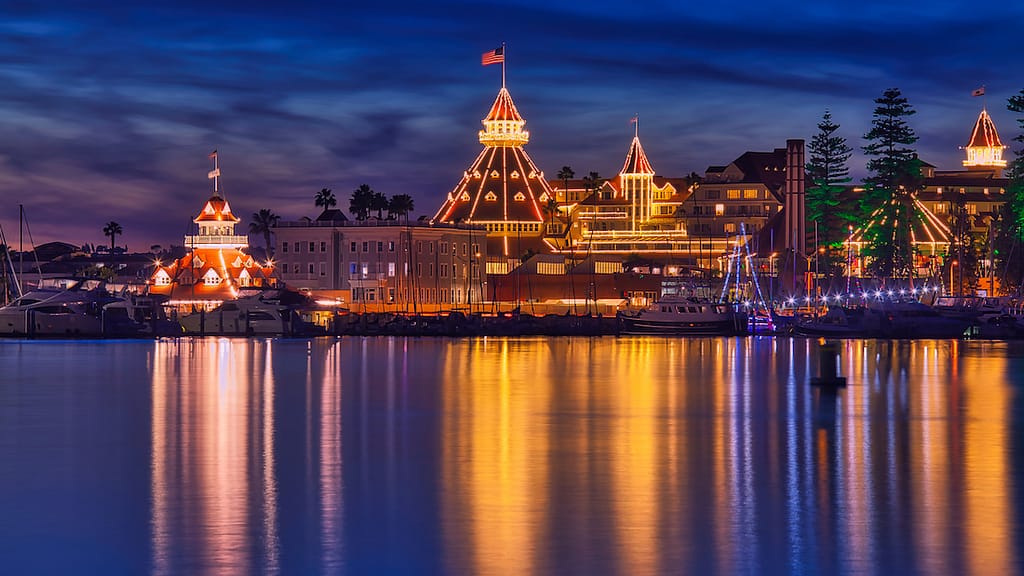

left=950, top=260, right=958, bottom=296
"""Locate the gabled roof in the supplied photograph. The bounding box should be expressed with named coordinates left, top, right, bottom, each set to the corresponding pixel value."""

left=150, top=247, right=275, bottom=301
left=621, top=136, right=655, bottom=175
left=316, top=209, right=349, bottom=222
left=966, top=108, right=1004, bottom=148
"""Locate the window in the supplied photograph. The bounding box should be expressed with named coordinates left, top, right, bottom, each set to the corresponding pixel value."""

left=966, top=203, right=978, bottom=215
left=308, top=263, right=314, bottom=274
left=724, top=223, right=736, bottom=233
left=309, top=242, right=315, bottom=252
left=727, top=189, right=740, bottom=199
left=705, top=190, right=720, bottom=200
left=743, top=189, right=758, bottom=199
left=294, top=242, right=300, bottom=252
left=203, top=268, right=221, bottom=286
left=428, top=263, right=434, bottom=277
left=349, top=263, right=357, bottom=275
left=934, top=203, right=947, bottom=214
left=320, top=263, right=326, bottom=276
left=282, top=242, right=289, bottom=253
left=154, top=270, right=171, bottom=286
left=441, top=263, right=448, bottom=278
left=429, top=243, right=434, bottom=253
left=350, top=242, right=357, bottom=252
left=388, top=241, right=395, bottom=252
left=361, top=264, right=368, bottom=277
left=388, top=262, right=396, bottom=277
left=418, top=241, right=423, bottom=253
left=376, top=241, right=383, bottom=252
left=715, top=203, right=725, bottom=216
left=281, top=263, right=289, bottom=274
left=362, top=242, right=368, bottom=252
left=441, top=242, right=448, bottom=255
left=320, top=241, right=327, bottom=252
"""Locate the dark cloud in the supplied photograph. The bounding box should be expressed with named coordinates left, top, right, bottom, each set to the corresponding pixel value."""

left=0, top=0, right=1021, bottom=249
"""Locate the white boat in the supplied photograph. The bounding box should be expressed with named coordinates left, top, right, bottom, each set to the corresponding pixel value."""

left=617, top=297, right=748, bottom=335
left=179, top=291, right=319, bottom=336
left=0, top=278, right=143, bottom=337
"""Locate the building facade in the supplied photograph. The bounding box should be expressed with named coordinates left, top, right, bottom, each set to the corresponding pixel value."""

left=273, top=220, right=487, bottom=312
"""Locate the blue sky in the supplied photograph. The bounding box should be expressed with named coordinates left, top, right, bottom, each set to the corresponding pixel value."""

left=0, top=0, right=1021, bottom=250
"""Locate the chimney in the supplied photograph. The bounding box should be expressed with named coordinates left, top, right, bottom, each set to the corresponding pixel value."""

left=784, top=139, right=806, bottom=257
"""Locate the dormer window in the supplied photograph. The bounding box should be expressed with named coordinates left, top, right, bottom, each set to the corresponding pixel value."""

left=490, top=170, right=500, bottom=178
left=203, top=268, right=222, bottom=286
left=514, top=192, right=526, bottom=201
left=461, top=191, right=471, bottom=201
left=511, top=171, right=520, bottom=179
left=485, top=191, right=498, bottom=201
left=193, top=255, right=204, bottom=268
left=154, top=269, right=171, bottom=286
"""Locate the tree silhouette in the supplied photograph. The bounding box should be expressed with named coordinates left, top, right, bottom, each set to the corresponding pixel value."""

left=249, top=208, right=281, bottom=257
left=388, top=194, right=416, bottom=223
left=102, top=221, right=123, bottom=251
left=349, top=184, right=374, bottom=221
left=371, top=191, right=389, bottom=219
left=315, top=188, right=337, bottom=210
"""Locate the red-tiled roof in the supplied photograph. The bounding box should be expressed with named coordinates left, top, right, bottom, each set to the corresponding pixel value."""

left=194, top=194, right=241, bottom=223
left=621, top=136, right=654, bottom=175
left=966, top=109, right=1004, bottom=148
left=435, top=146, right=551, bottom=223
left=485, top=88, right=524, bottom=122
left=151, top=248, right=275, bottom=300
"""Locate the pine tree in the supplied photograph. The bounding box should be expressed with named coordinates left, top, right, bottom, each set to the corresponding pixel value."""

left=806, top=110, right=853, bottom=279
left=993, top=89, right=1024, bottom=291
left=861, top=88, right=923, bottom=281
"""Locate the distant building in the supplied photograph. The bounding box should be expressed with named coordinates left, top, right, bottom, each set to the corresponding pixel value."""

left=432, top=85, right=551, bottom=260
left=150, top=161, right=275, bottom=309
left=273, top=218, right=486, bottom=312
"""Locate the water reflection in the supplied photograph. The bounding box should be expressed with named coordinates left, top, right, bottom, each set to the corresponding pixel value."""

left=8, top=337, right=1017, bottom=574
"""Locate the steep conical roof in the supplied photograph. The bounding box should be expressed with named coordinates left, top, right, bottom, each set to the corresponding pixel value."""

left=435, top=87, right=551, bottom=225
left=485, top=87, right=524, bottom=123
left=966, top=108, right=1004, bottom=148
left=963, top=108, right=1007, bottom=169
left=621, top=135, right=655, bottom=175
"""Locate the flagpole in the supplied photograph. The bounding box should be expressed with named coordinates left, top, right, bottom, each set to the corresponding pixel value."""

left=501, top=42, right=506, bottom=88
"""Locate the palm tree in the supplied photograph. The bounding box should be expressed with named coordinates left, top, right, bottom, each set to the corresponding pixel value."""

left=557, top=165, right=575, bottom=202
left=102, top=221, right=123, bottom=252
left=249, top=208, right=281, bottom=257
left=542, top=197, right=559, bottom=233
left=388, top=194, right=416, bottom=223
left=315, top=188, right=337, bottom=210
left=349, top=184, right=374, bottom=221
left=371, top=191, right=389, bottom=220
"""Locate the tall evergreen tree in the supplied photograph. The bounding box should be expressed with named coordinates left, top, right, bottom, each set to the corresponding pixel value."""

left=992, top=89, right=1024, bottom=291
left=861, top=88, right=923, bottom=280
left=806, top=110, right=853, bottom=278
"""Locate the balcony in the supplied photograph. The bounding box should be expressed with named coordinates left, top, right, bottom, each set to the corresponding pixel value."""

left=185, top=234, right=248, bottom=248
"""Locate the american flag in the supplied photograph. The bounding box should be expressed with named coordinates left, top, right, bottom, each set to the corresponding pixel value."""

left=481, top=47, right=504, bottom=66
left=972, top=86, right=985, bottom=97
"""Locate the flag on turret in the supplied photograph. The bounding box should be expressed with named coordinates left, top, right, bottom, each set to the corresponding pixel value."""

left=481, top=47, right=504, bottom=66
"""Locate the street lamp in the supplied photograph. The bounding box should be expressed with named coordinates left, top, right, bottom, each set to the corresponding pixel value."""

left=950, top=260, right=958, bottom=296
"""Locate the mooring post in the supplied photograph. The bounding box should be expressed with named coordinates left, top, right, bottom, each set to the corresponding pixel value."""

left=811, top=340, right=847, bottom=386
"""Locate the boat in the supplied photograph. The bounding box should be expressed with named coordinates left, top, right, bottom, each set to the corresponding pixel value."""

left=0, top=278, right=145, bottom=337
left=868, top=299, right=972, bottom=339
left=794, top=306, right=879, bottom=338
left=178, top=291, right=322, bottom=336
left=617, top=296, right=749, bottom=335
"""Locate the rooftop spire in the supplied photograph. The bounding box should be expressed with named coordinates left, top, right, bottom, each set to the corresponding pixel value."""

left=478, top=87, right=529, bottom=146
left=621, top=119, right=654, bottom=176
left=963, top=108, right=1007, bottom=169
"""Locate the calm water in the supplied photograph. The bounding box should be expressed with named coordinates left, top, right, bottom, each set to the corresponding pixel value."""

left=1, top=337, right=1023, bottom=575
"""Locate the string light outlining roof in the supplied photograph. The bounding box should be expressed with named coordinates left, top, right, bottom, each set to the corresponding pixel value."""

left=963, top=108, right=1007, bottom=168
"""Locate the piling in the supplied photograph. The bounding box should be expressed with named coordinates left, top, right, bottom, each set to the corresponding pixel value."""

left=811, top=340, right=847, bottom=386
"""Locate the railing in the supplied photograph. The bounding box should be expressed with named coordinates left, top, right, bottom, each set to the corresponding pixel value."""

left=184, top=235, right=248, bottom=247
left=275, top=219, right=485, bottom=230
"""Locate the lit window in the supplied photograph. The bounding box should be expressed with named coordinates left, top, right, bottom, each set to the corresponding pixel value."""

left=154, top=270, right=171, bottom=286
left=203, top=269, right=221, bottom=286
left=727, top=189, right=740, bottom=199
left=743, top=189, right=758, bottom=199
left=715, top=203, right=725, bottom=216
left=514, top=192, right=526, bottom=201
left=388, top=262, right=396, bottom=277
left=485, top=191, right=498, bottom=201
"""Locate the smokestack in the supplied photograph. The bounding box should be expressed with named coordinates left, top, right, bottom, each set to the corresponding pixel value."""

left=785, top=139, right=806, bottom=257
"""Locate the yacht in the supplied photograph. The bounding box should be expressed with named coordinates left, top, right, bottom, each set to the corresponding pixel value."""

left=0, top=278, right=143, bottom=337
left=179, top=291, right=320, bottom=336
left=618, top=296, right=749, bottom=335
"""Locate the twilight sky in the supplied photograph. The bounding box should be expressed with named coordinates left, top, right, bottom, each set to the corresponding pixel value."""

left=1, top=0, right=1021, bottom=251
